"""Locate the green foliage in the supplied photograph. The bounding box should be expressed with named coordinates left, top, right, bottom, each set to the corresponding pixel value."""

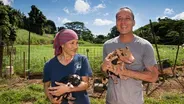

left=93, top=35, right=108, bottom=44
left=107, top=26, right=120, bottom=39
left=28, top=5, right=47, bottom=35
left=0, top=84, right=46, bottom=104
left=45, top=20, right=56, bottom=34
left=64, top=21, right=94, bottom=42
left=134, top=18, right=184, bottom=45
left=0, top=83, right=184, bottom=104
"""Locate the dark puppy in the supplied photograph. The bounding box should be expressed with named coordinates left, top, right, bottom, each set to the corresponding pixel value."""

left=54, top=74, right=81, bottom=102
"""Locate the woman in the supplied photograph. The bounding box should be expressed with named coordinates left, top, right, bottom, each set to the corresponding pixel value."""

left=43, top=29, right=92, bottom=104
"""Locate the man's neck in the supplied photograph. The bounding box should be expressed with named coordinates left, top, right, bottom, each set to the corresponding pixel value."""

left=119, top=33, right=134, bottom=43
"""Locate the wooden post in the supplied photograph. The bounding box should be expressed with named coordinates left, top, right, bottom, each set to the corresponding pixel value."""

left=0, top=43, right=4, bottom=77
left=9, top=50, right=12, bottom=78
left=149, top=20, right=164, bottom=80
left=23, top=52, right=26, bottom=79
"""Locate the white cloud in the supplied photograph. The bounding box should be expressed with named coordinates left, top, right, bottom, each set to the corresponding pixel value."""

left=63, top=7, right=70, bottom=14
left=58, top=17, right=72, bottom=24
left=171, top=12, right=184, bottom=20
left=74, top=0, right=90, bottom=14
left=1, top=0, right=13, bottom=6
left=164, top=8, right=174, bottom=15
left=93, top=4, right=105, bottom=10
left=93, top=19, right=114, bottom=26
left=103, top=13, right=109, bottom=16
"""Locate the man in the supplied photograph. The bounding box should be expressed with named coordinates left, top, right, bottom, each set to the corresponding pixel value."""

left=101, top=7, right=158, bottom=104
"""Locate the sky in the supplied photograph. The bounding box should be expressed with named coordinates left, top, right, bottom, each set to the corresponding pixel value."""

left=1, top=0, right=184, bottom=36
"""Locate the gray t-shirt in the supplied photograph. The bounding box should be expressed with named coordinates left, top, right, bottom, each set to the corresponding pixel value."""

left=103, top=35, right=157, bottom=104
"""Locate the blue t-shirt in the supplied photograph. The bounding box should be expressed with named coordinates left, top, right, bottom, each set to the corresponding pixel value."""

left=43, top=54, right=92, bottom=104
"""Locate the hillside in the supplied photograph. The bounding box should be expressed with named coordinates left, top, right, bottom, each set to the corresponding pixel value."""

left=15, top=29, right=54, bottom=45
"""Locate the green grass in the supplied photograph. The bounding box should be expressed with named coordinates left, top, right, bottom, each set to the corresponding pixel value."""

left=2, top=44, right=184, bottom=76
left=15, top=29, right=53, bottom=45
left=0, top=82, right=183, bottom=104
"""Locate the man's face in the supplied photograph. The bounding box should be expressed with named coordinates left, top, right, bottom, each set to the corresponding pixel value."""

left=116, top=9, right=135, bottom=35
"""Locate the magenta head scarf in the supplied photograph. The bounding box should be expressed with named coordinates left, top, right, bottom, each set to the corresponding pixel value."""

left=53, top=29, right=78, bottom=56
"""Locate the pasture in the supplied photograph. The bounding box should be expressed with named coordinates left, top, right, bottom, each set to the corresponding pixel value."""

left=2, top=44, right=184, bottom=76
left=1, top=44, right=184, bottom=104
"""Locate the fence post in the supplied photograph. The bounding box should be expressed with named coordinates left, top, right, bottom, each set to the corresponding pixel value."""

left=9, top=50, right=12, bottom=78
left=86, top=49, right=89, bottom=59
left=0, top=43, right=4, bottom=77
left=44, top=57, right=46, bottom=63
left=23, top=52, right=26, bottom=79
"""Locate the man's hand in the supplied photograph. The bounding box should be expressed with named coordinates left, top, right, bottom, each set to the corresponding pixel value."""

left=116, top=63, right=129, bottom=79
left=101, top=53, right=113, bottom=72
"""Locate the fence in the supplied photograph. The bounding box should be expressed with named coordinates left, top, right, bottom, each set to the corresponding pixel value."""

left=2, top=45, right=103, bottom=77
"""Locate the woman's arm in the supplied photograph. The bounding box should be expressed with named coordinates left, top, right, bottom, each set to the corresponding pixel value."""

left=44, top=81, right=62, bottom=104
left=44, top=81, right=53, bottom=101
left=49, top=76, right=90, bottom=96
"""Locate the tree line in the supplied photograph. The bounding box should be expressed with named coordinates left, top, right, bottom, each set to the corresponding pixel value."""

left=1, top=1, right=184, bottom=45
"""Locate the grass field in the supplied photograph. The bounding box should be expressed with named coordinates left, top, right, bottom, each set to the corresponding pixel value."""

left=0, top=79, right=184, bottom=104
left=2, top=44, right=184, bottom=76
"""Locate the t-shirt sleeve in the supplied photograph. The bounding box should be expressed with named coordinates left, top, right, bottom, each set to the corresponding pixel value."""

left=43, top=62, right=51, bottom=82
left=143, top=43, right=157, bottom=67
left=80, top=56, right=93, bottom=77
left=103, top=44, right=108, bottom=61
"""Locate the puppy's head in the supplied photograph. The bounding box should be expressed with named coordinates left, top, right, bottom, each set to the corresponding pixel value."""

left=116, top=47, right=135, bottom=63
left=68, top=74, right=81, bottom=86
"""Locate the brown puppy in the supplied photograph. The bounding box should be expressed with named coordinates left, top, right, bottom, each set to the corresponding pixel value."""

left=106, top=47, right=135, bottom=83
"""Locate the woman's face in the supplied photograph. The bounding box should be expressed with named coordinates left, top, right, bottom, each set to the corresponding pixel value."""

left=62, top=39, right=78, bottom=56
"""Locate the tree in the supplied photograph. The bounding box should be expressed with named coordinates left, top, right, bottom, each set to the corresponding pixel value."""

left=93, top=35, right=107, bottom=44
left=28, top=5, right=46, bottom=35
left=58, top=26, right=66, bottom=32
left=107, top=26, right=119, bottom=39
left=45, top=20, right=56, bottom=34
left=64, top=21, right=94, bottom=42
left=0, top=2, right=17, bottom=77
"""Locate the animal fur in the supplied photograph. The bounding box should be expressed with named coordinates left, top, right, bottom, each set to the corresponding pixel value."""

left=106, top=47, right=135, bottom=83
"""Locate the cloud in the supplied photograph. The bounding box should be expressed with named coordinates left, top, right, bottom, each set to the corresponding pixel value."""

left=1, top=0, right=13, bottom=6
left=63, top=7, right=70, bottom=14
left=93, top=4, right=105, bottom=11
left=171, top=12, right=184, bottom=20
left=74, top=0, right=90, bottom=14
left=58, top=17, right=72, bottom=24
left=93, top=19, right=114, bottom=26
left=103, top=13, right=109, bottom=16
left=164, top=8, right=174, bottom=15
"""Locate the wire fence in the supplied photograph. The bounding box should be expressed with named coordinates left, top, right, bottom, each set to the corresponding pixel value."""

left=2, top=46, right=103, bottom=77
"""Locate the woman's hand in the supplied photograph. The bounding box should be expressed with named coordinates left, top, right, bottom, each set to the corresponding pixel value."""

left=48, top=82, right=72, bottom=96
left=50, top=97, right=63, bottom=104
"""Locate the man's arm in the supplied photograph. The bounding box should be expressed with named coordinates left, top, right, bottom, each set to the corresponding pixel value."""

left=118, top=65, right=159, bottom=82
